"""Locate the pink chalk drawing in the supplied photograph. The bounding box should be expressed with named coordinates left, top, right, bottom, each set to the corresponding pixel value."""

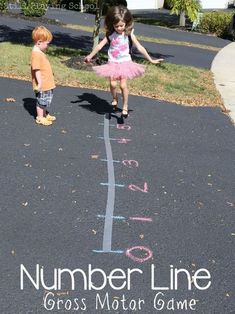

left=129, top=217, right=152, bottom=222
left=126, top=246, right=153, bottom=263
left=117, top=138, right=131, bottom=144
left=128, top=182, right=148, bottom=193
left=122, top=160, right=139, bottom=168
left=117, top=124, right=131, bottom=131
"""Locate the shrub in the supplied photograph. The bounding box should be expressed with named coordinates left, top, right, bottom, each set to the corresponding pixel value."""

left=48, top=0, right=61, bottom=7
left=0, top=0, right=8, bottom=12
left=198, top=12, right=233, bottom=38
left=20, top=0, right=49, bottom=16
left=164, top=0, right=173, bottom=10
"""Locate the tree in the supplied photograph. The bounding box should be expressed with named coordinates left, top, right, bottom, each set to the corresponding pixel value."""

left=170, top=0, right=201, bottom=27
left=92, top=0, right=127, bottom=49
left=92, top=0, right=103, bottom=49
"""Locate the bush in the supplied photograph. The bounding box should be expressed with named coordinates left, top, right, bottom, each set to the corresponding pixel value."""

left=198, top=12, right=233, bottom=38
left=164, top=0, right=173, bottom=10
left=20, top=0, right=49, bottom=16
left=48, top=0, right=61, bottom=6
left=0, top=0, right=8, bottom=12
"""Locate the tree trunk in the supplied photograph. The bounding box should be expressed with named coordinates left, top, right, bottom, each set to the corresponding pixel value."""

left=179, top=11, right=186, bottom=27
left=92, top=0, right=103, bottom=49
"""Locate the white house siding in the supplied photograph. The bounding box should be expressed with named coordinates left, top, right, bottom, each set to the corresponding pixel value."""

left=127, top=0, right=158, bottom=10
left=127, top=0, right=229, bottom=10
left=200, top=0, right=228, bottom=9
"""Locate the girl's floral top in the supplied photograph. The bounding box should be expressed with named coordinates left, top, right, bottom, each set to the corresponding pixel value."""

left=108, top=32, right=131, bottom=63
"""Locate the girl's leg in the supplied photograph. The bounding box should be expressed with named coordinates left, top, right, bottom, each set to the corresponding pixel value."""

left=110, top=78, right=118, bottom=106
left=120, top=78, right=128, bottom=115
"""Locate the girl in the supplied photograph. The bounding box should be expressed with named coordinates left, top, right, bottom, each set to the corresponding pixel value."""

left=85, top=5, right=163, bottom=117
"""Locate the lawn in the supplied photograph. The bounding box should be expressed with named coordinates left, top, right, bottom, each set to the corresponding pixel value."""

left=0, top=42, right=223, bottom=108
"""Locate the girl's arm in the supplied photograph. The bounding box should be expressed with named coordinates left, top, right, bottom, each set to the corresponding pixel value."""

left=130, top=31, right=164, bottom=64
left=85, top=37, right=108, bottom=63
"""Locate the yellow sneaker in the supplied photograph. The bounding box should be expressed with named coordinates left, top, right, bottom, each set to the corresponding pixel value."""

left=36, top=116, right=52, bottom=126
left=46, top=114, right=56, bottom=121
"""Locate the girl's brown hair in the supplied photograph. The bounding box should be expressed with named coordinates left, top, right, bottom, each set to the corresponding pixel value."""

left=32, top=26, right=53, bottom=43
left=105, top=5, right=134, bottom=37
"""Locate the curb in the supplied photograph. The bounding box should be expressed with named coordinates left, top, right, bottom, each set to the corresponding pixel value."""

left=211, top=42, right=235, bottom=124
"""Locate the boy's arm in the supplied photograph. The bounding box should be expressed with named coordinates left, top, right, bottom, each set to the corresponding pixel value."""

left=130, top=31, right=164, bottom=64
left=31, top=52, right=42, bottom=90
left=85, top=37, right=108, bottom=63
left=33, top=70, right=42, bottom=91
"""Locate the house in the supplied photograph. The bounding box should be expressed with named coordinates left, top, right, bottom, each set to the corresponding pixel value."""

left=126, top=0, right=230, bottom=10
left=200, top=0, right=229, bottom=9
left=126, top=0, right=164, bottom=10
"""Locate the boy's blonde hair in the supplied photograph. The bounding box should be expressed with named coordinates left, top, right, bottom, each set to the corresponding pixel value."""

left=32, top=26, right=53, bottom=43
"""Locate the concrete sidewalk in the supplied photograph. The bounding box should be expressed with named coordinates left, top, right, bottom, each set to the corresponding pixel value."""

left=211, top=42, right=235, bottom=124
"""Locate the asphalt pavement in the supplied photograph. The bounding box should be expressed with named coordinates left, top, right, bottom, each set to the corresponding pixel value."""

left=0, top=76, right=235, bottom=313
left=0, top=8, right=235, bottom=314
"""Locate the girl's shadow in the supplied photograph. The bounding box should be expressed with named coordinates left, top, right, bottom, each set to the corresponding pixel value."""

left=72, top=93, right=113, bottom=114
left=72, top=92, right=124, bottom=123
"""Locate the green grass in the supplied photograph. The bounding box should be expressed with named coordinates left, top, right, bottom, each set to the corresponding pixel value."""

left=64, top=24, right=220, bottom=52
left=134, top=17, right=179, bottom=28
left=0, top=42, right=223, bottom=107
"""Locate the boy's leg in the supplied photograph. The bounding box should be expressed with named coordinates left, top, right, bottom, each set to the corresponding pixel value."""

left=35, top=91, right=52, bottom=125
left=36, top=105, right=44, bottom=118
left=110, top=78, right=118, bottom=106
left=120, top=78, right=128, bottom=115
left=44, top=90, right=56, bottom=121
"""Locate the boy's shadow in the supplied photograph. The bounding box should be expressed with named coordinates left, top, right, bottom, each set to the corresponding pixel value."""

left=72, top=93, right=124, bottom=123
left=22, top=98, right=37, bottom=118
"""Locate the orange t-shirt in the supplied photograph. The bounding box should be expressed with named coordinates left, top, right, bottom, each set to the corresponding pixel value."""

left=31, top=51, right=55, bottom=92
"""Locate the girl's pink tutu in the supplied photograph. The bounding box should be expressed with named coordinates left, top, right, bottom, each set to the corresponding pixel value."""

left=92, top=61, right=145, bottom=79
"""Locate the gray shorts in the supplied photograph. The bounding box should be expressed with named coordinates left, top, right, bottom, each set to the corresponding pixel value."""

left=36, top=90, right=53, bottom=108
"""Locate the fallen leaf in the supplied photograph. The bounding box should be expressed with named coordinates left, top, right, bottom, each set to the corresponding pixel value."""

left=24, top=163, right=32, bottom=167
left=4, top=97, right=16, bottom=102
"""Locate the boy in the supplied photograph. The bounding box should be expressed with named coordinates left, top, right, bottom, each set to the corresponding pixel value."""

left=31, top=26, right=56, bottom=126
